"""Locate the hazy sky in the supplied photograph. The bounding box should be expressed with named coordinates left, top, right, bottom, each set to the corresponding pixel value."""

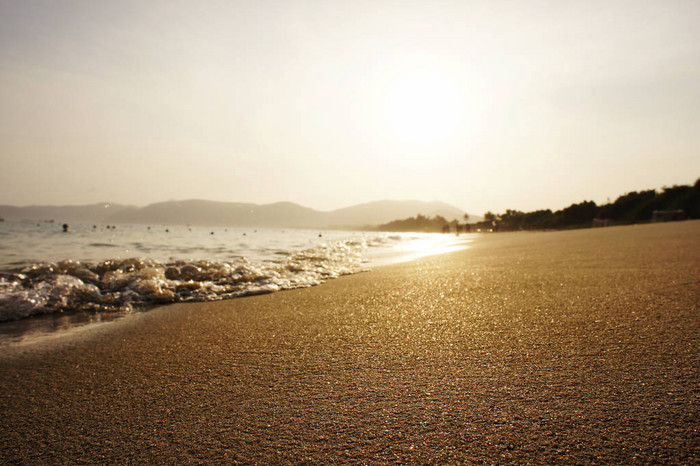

left=1, top=0, right=698, bottom=215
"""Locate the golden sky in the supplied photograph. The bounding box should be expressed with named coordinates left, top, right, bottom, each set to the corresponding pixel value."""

left=1, top=0, right=698, bottom=215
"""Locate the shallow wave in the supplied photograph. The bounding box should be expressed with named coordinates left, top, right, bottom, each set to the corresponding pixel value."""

left=0, top=239, right=369, bottom=322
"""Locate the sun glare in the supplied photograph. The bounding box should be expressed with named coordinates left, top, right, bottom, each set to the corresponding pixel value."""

left=383, top=70, right=467, bottom=148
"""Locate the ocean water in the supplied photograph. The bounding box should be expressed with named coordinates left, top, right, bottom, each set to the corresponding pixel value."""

left=0, top=221, right=468, bottom=326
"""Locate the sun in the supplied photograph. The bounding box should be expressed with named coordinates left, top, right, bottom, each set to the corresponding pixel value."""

left=382, top=70, right=467, bottom=148
left=359, top=59, right=486, bottom=158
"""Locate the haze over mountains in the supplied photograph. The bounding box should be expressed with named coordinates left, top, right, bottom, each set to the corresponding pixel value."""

left=0, top=200, right=471, bottom=229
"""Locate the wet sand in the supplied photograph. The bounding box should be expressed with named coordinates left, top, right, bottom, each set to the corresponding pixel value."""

left=1, top=221, right=698, bottom=463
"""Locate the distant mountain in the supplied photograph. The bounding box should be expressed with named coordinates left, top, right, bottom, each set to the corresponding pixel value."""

left=0, top=199, right=472, bottom=229
left=107, top=200, right=324, bottom=228
left=0, top=203, right=133, bottom=223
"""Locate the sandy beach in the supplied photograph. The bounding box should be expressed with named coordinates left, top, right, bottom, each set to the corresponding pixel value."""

left=1, top=221, right=698, bottom=463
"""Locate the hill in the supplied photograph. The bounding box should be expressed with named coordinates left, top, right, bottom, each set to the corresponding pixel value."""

left=0, top=199, right=470, bottom=230
left=106, top=200, right=324, bottom=228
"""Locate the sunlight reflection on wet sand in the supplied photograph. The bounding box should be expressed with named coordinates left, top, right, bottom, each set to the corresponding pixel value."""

left=0, top=310, right=127, bottom=348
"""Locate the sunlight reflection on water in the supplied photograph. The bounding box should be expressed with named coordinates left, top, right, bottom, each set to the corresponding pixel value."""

left=366, top=234, right=473, bottom=266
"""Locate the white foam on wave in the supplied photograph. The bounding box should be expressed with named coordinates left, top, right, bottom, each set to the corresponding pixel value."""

left=0, top=239, right=371, bottom=322
left=0, top=231, right=473, bottom=326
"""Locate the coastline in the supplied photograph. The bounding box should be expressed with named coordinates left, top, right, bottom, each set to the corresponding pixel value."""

left=0, top=227, right=469, bottom=326
left=0, top=232, right=472, bottom=347
left=1, top=221, right=698, bottom=462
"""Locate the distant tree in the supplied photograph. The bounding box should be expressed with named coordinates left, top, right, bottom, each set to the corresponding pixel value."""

left=500, top=209, right=524, bottom=230
left=685, top=178, right=700, bottom=218
left=558, top=200, right=598, bottom=227
left=376, top=214, right=452, bottom=233
left=600, top=190, right=656, bottom=223
left=522, top=209, right=555, bottom=229
left=483, top=211, right=495, bottom=222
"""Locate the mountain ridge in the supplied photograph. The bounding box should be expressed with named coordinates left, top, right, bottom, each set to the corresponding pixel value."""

left=0, top=199, right=473, bottom=229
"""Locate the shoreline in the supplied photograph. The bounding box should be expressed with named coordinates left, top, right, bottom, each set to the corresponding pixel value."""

left=0, top=233, right=473, bottom=349
left=1, top=221, right=698, bottom=462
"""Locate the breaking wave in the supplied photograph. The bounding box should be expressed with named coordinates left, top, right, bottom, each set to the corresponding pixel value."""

left=0, top=240, right=370, bottom=322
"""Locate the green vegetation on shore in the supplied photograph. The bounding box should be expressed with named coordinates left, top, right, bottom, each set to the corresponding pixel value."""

left=374, top=214, right=457, bottom=233
left=378, top=178, right=700, bottom=232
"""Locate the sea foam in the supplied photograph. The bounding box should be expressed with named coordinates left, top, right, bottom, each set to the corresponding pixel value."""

left=0, top=239, right=369, bottom=322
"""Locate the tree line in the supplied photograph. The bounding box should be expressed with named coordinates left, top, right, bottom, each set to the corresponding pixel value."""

left=477, top=179, right=699, bottom=231
left=376, top=214, right=457, bottom=233
left=376, top=178, right=700, bottom=233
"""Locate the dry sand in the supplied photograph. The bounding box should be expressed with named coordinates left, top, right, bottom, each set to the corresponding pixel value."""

left=1, top=221, right=698, bottom=463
